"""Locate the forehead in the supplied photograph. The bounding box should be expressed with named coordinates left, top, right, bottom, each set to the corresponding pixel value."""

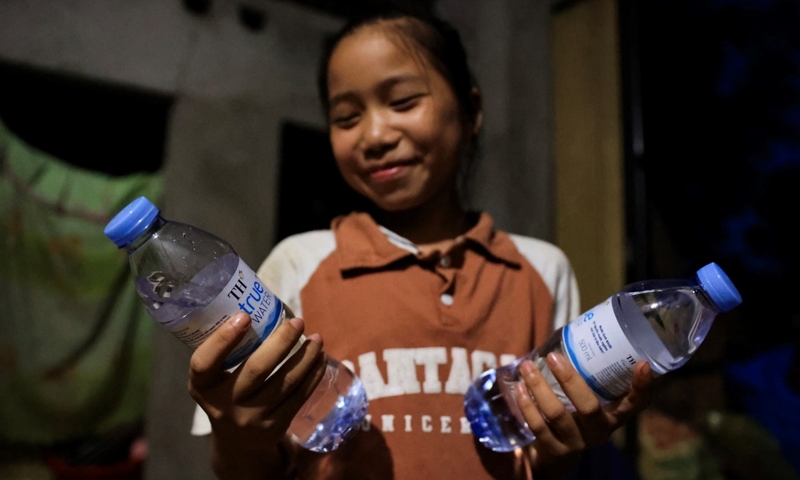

left=326, top=24, right=434, bottom=93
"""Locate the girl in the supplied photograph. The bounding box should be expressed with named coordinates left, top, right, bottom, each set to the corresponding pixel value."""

left=187, top=9, right=653, bottom=480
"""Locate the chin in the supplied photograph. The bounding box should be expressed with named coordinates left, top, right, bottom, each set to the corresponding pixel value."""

left=370, top=193, right=425, bottom=213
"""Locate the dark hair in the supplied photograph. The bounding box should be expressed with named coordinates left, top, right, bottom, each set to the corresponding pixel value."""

left=317, top=8, right=482, bottom=204
left=318, top=9, right=479, bottom=122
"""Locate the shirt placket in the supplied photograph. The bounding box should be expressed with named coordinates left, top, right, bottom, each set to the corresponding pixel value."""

left=433, top=248, right=461, bottom=327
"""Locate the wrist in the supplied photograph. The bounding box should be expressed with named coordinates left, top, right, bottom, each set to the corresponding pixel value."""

left=528, top=447, right=581, bottom=480
left=210, top=433, right=294, bottom=480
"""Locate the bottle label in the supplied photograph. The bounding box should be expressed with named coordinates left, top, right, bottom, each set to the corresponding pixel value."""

left=166, top=258, right=284, bottom=369
left=562, top=298, right=643, bottom=400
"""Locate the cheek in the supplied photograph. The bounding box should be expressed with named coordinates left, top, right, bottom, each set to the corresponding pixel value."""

left=330, top=132, right=369, bottom=195
left=425, top=115, right=466, bottom=171
left=406, top=109, right=440, bottom=145
left=411, top=101, right=464, bottom=157
left=330, top=132, right=356, bottom=169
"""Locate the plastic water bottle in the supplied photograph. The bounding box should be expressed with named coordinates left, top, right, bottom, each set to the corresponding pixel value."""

left=464, top=262, right=742, bottom=452
left=104, top=196, right=368, bottom=452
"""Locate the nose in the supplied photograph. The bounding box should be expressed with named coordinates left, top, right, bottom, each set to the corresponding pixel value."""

left=361, top=109, right=400, bottom=159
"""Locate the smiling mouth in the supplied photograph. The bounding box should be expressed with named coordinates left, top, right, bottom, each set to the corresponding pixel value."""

left=370, top=165, right=406, bottom=181
left=368, top=161, right=415, bottom=182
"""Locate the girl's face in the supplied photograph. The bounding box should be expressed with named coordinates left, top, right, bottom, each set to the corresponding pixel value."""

left=326, top=23, right=473, bottom=212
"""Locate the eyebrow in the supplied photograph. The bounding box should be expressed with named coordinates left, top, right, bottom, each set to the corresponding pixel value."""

left=328, top=74, right=427, bottom=108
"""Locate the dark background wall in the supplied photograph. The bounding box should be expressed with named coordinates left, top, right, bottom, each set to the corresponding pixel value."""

left=633, top=0, right=800, bottom=360
left=622, top=0, right=800, bottom=476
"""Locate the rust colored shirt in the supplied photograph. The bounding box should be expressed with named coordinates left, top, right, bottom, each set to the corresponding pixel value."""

left=193, top=212, right=580, bottom=479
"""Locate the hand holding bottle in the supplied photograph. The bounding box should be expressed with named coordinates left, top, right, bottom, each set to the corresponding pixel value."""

left=104, top=197, right=368, bottom=455
left=514, top=353, right=653, bottom=479
left=188, top=313, right=326, bottom=480
left=465, top=262, right=741, bottom=454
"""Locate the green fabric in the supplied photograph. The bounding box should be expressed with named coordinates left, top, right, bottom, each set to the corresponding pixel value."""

left=0, top=121, right=163, bottom=444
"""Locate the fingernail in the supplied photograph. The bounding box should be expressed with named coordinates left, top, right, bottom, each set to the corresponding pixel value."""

left=307, top=333, right=322, bottom=345
left=231, top=313, right=249, bottom=328
left=289, top=317, right=304, bottom=330
left=516, top=381, right=529, bottom=398
left=642, top=361, right=652, bottom=376
left=520, top=360, right=535, bottom=377
left=547, top=352, right=566, bottom=371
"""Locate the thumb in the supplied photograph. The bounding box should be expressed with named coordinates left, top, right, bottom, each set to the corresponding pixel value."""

left=189, top=313, right=251, bottom=391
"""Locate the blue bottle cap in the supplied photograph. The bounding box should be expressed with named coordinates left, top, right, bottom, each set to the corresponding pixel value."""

left=696, top=262, right=742, bottom=313
left=104, top=196, right=161, bottom=248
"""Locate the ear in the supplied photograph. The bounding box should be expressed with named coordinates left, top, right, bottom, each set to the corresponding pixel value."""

left=469, top=86, right=483, bottom=136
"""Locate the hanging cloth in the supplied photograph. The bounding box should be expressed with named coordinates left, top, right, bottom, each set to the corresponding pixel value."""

left=0, top=120, right=163, bottom=444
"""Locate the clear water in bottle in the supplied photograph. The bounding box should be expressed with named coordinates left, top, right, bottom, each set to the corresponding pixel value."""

left=464, top=329, right=569, bottom=452
left=464, top=263, right=741, bottom=452
left=134, top=251, right=241, bottom=324
left=288, top=366, right=368, bottom=452
left=134, top=250, right=368, bottom=452
left=105, top=197, right=368, bottom=452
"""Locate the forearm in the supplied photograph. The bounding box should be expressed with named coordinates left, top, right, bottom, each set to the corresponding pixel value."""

left=210, top=433, right=294, bottom=480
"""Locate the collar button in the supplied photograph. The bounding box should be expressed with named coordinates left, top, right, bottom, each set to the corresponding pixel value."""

left=440, top=293, right=454, bottom=306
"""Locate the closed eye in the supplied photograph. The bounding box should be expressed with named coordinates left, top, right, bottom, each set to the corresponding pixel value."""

left=332, top=113, right=360, bottom=129
left=390, top=94, right=424, bottom=111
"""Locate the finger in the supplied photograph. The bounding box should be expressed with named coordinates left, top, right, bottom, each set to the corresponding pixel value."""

left=546, top=352, right=608, bottom=446
left=263, top=352, right=328, bottom=432
left=232, top=317, right=308, bottom=401
left=515, top=367, right=561, bottom=450
left=245, top=334, right=324, bottom=405
left=546, top=353, right=601, bottom=416
left=189, top=312, right=251, bottom=391
left=609, top=361, right=654, bottom=421
left=630, top=361, right=654, bottom=407
left=519, top=359, right=581, bottom=447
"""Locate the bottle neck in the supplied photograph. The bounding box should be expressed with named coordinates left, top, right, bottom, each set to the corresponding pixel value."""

left=696, top=277, right=724, bottom=314
left=124, top=216, right=166, bottom=253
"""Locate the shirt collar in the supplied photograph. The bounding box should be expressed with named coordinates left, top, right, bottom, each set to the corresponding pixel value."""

left=461, top=212, right=522, bottom=267
left=333, top=212, right=522, bottom=273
